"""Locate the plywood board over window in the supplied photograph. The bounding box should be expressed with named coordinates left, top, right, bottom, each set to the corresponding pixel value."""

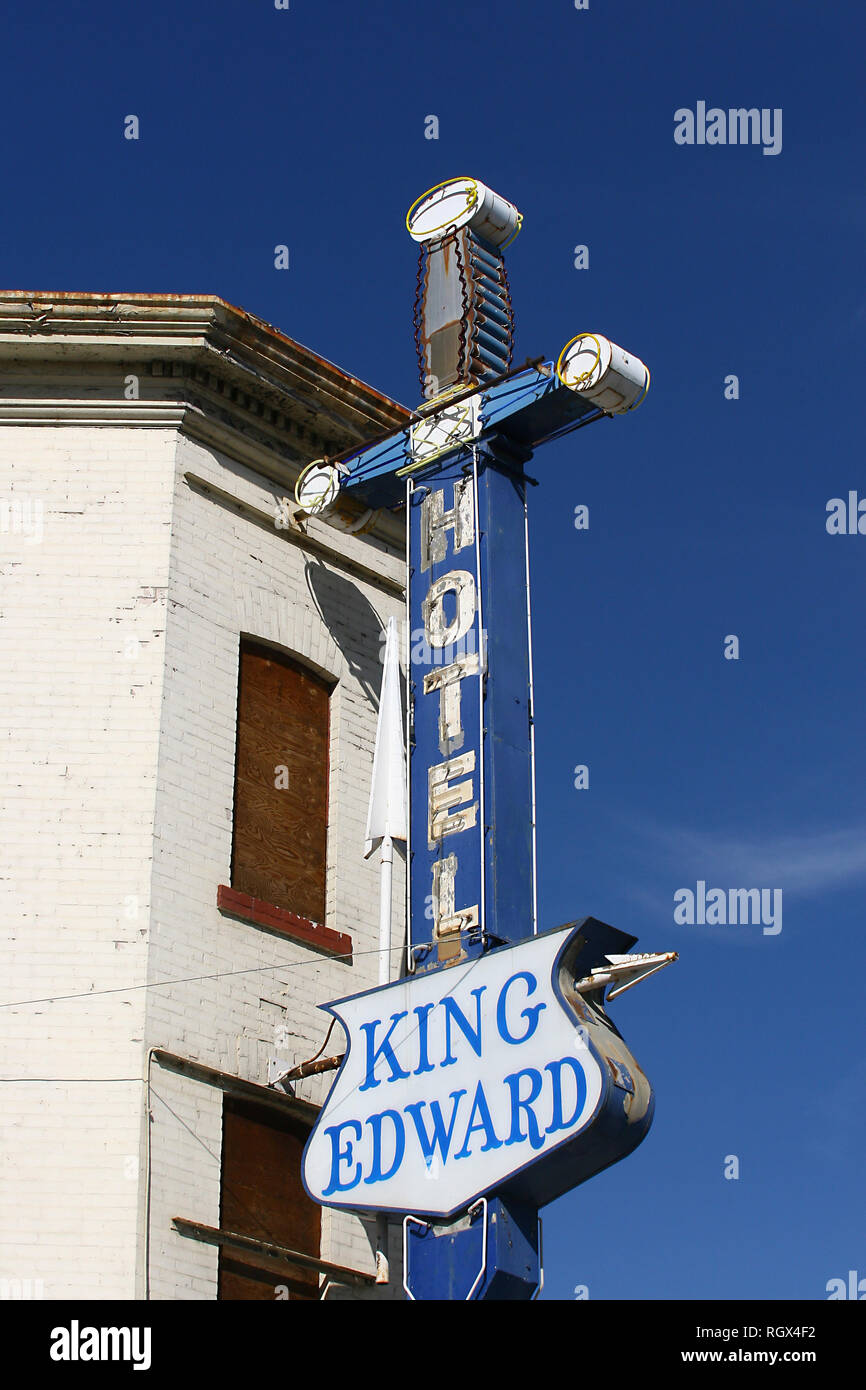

left=218, top=1097, right=321, bottom=1301
left=231, top=640, right=332, bottom=924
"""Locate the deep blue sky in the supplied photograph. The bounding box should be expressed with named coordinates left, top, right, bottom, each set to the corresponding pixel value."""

left=4, top=1, right=863, bottom=1301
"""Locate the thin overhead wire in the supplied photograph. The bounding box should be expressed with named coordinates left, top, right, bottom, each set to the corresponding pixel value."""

left=0, top=941, right=406, bottom=1012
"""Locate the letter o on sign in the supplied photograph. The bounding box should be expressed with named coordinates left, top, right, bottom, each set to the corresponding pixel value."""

left=423, top=570, right=477, bottom=649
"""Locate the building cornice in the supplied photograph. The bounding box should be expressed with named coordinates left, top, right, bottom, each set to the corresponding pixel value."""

left=0, top=291, right=409, bottom=440
left=0, top=291, right=412, bottom=551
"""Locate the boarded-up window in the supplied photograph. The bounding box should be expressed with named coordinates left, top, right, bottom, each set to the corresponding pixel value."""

left=231, top=640, right=331, bottom=922
left=218, top=1097, right=321, bottom=1301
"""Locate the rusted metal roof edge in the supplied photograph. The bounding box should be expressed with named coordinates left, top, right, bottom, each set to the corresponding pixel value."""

left=0, top=290, right=411, bottom=436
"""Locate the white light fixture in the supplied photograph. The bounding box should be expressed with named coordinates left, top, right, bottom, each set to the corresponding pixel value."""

left=557, top=333, right=650, bottom=414
left=293, top=459, right=374, bottom=534
left=406, top=177, right=522, bottom=247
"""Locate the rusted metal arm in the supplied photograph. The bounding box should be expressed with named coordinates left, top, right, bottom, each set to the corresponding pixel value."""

left=279, top=1052, right=345, bottom=1081
left=172, top=1218, right=374, bottom=1287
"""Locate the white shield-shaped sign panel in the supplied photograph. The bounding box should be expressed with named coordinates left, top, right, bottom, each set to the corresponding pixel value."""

left=302, top=923, right=652, bottom=1218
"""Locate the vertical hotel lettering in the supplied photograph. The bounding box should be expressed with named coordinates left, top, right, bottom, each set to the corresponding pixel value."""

left=415, top=470, right=483, bottom=964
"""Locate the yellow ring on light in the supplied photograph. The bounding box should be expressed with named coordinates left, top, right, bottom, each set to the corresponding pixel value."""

left=418, top=381, right=471, bottom=413
left=399, top=402, right=473, bottom=474
left=405, top=177, right=479, bottom=238
left=627, top=366, right=651, bottom=410
left=499, top=211, right=523, bottom=249
left=294, top=458, right=337, bottom=511
left=556, top=333, right=604, bottom=389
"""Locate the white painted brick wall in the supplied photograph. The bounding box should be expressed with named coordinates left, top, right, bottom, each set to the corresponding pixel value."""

left=0, top=425, right=175, bottom=1298
left=146, top=433, right=406, bottom=1298
left=145, top=1061, right=221, bottom=1301
left=1, top=414, right=407, bottom=1300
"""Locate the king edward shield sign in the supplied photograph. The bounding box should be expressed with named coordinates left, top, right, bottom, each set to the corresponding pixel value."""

left=302, top=920, right=655, bottom=1218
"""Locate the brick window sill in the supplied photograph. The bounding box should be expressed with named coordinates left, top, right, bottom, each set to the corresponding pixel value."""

left=217, top=886, right=352, bottom=959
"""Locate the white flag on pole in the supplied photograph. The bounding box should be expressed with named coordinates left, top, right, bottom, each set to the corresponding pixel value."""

left=365, top=616, right=408, bottom=855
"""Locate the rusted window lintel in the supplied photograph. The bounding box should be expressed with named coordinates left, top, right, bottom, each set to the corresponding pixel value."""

left=151, top=1049, right=319, bottom=1124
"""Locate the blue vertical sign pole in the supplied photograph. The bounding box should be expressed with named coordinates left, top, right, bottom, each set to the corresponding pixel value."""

left=406, top=437, right=542, bottom=1298
left=408, top=440, right=536, bottom=977
left=477, top=443, right=538, bottom=950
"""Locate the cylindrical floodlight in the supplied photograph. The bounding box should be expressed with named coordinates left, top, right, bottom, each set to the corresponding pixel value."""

left=556, top=333, right=650, bottom=414
left=295, top=460, right=341, bottom=514
left=294, top=460, right=375, bottom=534
left=406, top=177, right=522, bottom=248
